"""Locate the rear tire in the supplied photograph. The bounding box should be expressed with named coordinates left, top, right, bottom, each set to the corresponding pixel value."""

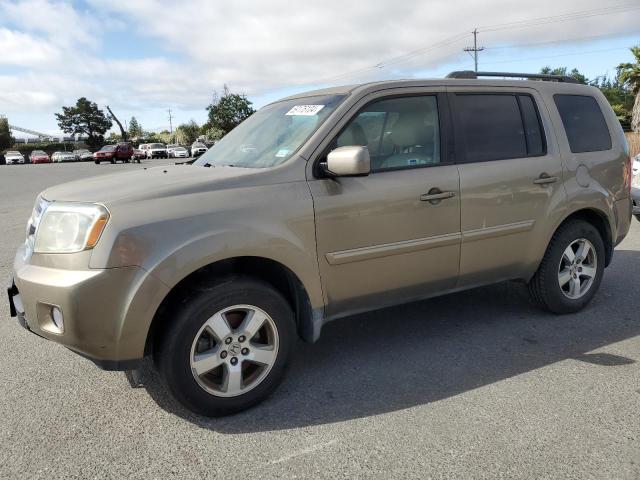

left=528, top=220, right=605, bottom=314
left=153, top=277, right=295, bottom=416
left=94, top=160, right=100, bottom=164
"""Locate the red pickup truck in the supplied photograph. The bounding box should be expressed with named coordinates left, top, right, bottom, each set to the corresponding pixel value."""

left=94, top=143, right=134, bottom=164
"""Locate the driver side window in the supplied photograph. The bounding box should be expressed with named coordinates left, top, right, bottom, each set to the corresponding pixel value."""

left=333, top=95, right=441, bottom=172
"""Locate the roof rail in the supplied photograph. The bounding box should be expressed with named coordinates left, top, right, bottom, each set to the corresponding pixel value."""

left=446, top=70, right=579, bottom=83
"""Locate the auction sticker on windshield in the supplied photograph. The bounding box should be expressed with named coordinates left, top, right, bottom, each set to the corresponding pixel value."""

left=285, top=105, right=324, bottom=116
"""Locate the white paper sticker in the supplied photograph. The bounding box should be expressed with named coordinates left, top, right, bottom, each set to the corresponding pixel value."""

left=285, top=105, right=325, bottom=116
left=275, top=149, right=289, bottom=158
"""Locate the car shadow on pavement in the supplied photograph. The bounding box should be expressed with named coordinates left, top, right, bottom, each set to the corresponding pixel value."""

left=141, top=250, right=640, bottom=432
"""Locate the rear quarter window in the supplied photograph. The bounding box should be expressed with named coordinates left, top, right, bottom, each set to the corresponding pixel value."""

left=554, top=94, right=612, bottom=153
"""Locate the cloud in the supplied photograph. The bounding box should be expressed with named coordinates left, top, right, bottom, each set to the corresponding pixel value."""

left=0, top=0, right=100, bottom=48
left=1, top=0, right=638, bottom=132
left=89, top=0, right=640, bottom=91
left=0, top=28, right=62, bottom=66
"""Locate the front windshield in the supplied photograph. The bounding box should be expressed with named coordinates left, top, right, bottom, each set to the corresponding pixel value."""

left=101, top=145, right=116, bottom=151
left=150, top=143, right=164, bottom=148
left=194, top=94, right=345, bottom=168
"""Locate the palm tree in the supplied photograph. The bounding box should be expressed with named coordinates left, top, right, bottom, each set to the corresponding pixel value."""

left=618, top=46, right=640, bottom=132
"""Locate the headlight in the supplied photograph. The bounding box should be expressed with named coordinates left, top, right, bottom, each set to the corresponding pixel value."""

left=34, top=203, right=110, bottom=253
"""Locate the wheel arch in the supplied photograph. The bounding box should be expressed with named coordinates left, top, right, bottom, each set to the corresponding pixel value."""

left=144, top=256, right=320, bottom=356
left=548, top=207, right=613, bottom=268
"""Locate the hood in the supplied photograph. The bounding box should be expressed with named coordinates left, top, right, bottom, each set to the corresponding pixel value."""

left=41, top=165, right=268, bottom=205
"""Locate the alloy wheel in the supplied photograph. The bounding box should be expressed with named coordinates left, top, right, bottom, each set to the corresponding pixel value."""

left=558, top=238, right=597, bottom=300
left=189, top=305, right=279, bottom=397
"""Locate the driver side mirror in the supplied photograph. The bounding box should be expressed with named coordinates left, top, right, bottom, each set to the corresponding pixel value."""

left=322, top=146, right=371, bottom=177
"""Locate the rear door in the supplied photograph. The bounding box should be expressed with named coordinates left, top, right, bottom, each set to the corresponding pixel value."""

left=449, top=88, right=567, bottom=287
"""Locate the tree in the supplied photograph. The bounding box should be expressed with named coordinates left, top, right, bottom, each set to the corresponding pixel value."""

left=617, top=45, right=640, bottom=132
left=205, top=85, right=255, bottom=135
left=55, top=97, right=112, bottom=150
left=128, top=116, right=143, bottom=139
left=540, top=66, right=589, bottom=84
left=200, top=124, right=225, bottom=142
left=0, top=117, right=14, bottom=150
left=106, top=105, right=127, bottom=142
left=157, top=130, right=172, bottom=144
left=175, top=120, right=201, bottom=145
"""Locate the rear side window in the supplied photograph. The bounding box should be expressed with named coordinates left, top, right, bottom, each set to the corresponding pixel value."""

left=518, top=96, right=544, bottom=156
left=554, top=94, right=611, bottom=153
left=454, top=94, right=545, bottom=163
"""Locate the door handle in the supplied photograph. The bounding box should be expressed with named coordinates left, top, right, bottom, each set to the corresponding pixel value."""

left=420, top=190, right=456, bottom=202
left=533, top=174, right=559, bottom=185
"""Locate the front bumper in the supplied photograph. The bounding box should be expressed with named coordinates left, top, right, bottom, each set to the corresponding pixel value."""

left=9, top=245, right=169, bottom=370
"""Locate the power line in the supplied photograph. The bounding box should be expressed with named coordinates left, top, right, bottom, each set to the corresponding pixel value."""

left=479, top=3, right=640, bottom=32
left=312, top=3, right=640, bottom=85
left=484, top=31, right=639, bottom=50
left=481, top=46, right=629, bottom=67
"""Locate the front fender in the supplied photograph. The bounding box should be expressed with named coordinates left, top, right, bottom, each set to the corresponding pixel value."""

left=89, top=181, right=324, bottom=356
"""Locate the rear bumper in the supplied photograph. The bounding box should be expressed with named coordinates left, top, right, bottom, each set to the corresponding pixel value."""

left=9, top=245, right=169, bottom=370
left=613, top=196, right=633, bottom=248
left=631, top=186, right=640, bottom=215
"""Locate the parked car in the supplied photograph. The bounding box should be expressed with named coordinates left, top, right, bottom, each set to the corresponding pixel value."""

left=74, top=149, right=93, bottom=162
left=51, top=152, right=61, bottom=162
left=146, top=143, right=167, bottom=159
left=94, top=143, right=134, bottom=164
left=5, top=151, right=25, bottom=164
left=132, top=149, right=146, bottom=163
left=57, top=152, right=76, bottom=162
left=169, top=146, right=189, bottom=158
left=29, top=150, right=50, bottom=164
left=8, top=71, right=633, bottom=417
left=166, top=144, right=180, bottom=157
left=190, top=142, right=207, bottom=157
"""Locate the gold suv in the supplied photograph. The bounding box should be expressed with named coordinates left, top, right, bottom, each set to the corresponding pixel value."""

left=8, top=71, right=632, bottom=416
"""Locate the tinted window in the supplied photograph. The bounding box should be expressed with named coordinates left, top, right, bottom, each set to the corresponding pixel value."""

left=554, top=95, right=611, bottom=153
left=334, top=96, right=440, bottom=172
left=518, top=95, right=544, bottom=156
left=455, top=94, right=526, bottom=162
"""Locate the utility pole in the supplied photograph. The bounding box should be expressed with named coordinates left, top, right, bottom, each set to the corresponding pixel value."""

left=167, top=108, right=173, bottom=143
left=464, top=28, right=484, bottom=72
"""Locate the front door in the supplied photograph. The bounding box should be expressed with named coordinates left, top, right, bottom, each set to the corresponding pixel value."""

left=308, top=93, right=461, bottom=317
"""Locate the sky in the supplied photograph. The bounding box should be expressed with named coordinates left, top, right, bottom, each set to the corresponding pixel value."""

left=0, top=0, right=639, bottom=137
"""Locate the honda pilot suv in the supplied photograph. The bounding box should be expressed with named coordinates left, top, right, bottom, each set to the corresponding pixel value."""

left=8, top=72, right=632, bottom=416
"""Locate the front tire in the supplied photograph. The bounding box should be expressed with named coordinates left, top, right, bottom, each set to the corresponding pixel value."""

left=153, top=277, right=295, bottom=416
left=528, top=220, right=605, bottom=314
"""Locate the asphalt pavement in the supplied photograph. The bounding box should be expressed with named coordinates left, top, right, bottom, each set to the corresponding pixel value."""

left=0, top=161, right=638, bottom=479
